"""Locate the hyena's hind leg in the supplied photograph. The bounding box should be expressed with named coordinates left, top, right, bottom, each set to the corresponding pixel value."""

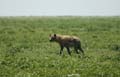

left=74, top=46, right=79, bottom=54
left=78, top=45, right=84, bottom=55
left=77, top=41, right=84, bottom=55
left=66, top=46, right=71, bottom=55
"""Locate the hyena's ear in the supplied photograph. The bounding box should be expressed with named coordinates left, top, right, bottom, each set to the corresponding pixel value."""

left=54, top=34, right=56, bottom=37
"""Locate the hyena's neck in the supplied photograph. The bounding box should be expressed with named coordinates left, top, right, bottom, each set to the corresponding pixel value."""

left=55, top=35, right=62, bottom=43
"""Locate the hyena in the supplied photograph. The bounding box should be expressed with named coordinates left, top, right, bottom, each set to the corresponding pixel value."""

left=49, top=34, right=84, bottom=55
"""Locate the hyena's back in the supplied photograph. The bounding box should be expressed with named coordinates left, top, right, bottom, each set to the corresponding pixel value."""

left=57, top=35, right=80, bottom=47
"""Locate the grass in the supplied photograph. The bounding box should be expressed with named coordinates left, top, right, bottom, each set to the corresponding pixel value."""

left=0, top=16, right=120, bottom=77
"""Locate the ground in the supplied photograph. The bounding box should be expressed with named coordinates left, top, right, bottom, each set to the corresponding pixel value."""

left=0, top=16, right=120, bottom=77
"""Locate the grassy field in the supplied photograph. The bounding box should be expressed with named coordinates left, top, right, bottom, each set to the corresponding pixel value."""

left=0, top=16, right=120, bottom=77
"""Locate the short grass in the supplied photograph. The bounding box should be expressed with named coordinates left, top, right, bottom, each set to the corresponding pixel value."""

left=0, top=16, right=120, bottom=77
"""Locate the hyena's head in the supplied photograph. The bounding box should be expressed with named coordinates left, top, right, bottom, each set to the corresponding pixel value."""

left=49, top=34, right=57, bottom=42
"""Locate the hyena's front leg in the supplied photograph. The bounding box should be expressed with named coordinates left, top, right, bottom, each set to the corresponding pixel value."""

left=66, top=46, right=71, bottom=55
left=60, top=45, right=64, bottom=55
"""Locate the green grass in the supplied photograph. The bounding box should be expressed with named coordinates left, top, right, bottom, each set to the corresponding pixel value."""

left=0, top=16, right=120, bottom=77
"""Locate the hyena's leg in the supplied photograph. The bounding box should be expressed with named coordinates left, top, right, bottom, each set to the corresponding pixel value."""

left=74, top=46, right=79, bottom=54
left=78, top=46, right=84, bottom=54
left=60, top=46, right=64, bottom=55
left=78, top=43, right=84, bottom=54
left=66, top=47, right=71, bottom=55
left=74, top=41, right=80, bottom=54
left=79, top=47, right=84, bottom=55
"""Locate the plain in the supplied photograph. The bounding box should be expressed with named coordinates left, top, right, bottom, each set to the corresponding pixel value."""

left=0, top=16, right=120, bottom=77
